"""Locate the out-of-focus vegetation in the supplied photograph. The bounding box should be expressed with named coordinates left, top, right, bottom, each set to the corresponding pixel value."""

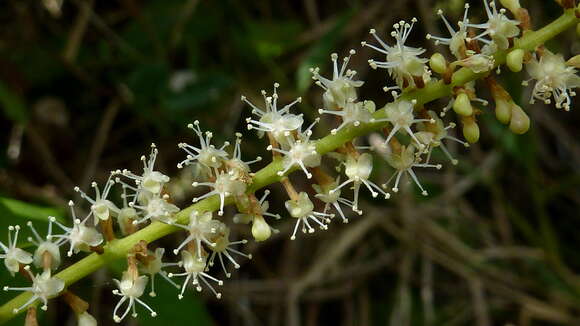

left=0, top=0, right=579, bottom=325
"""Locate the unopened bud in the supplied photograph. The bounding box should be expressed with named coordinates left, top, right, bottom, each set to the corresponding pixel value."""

left=453, top=93, right=473, bottom=116
left=499, top=0, right=521, bottom=14
left=507, top=49, right=525, bottom=72
left=494, top=98, right=512, bottom=124
left=78, top=312, right=97, bottom=326
left=566, top=55, right=580, bottom=69
left=509, top=104, right=530, bottom=134
left=430, top=53, right=447, bottom=74
left=252, top=215, right=271, bottom=242
left=462, top=118, right=480, bottom=144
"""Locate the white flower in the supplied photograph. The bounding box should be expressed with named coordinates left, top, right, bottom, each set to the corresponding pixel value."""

left=168, top=250, right=223, bottom=299
left=177, top=120, right=230, bottom=171
left=172, top=211, right=217, bottom=262
left=269, top=119, right=321, bottom=179
left=27, top=220, right=65, bottom=271
left=192, top=171, right=247, bottom=216
left=242, top=83, right=304, bottom=147
left=207, top=222, right=252, bottom=277
left=524, top=49, right=580, bottom=111
left=130, top=195, right=180, bottom=225
left=383, top=145, right=441, bottom=196
left=225, top=133, right=262, bottom=183
left=50, top=201, right=103, bottom=257
left=139, top=248, right=179, bottom=297
left=285, top=192, right=333, bottom=240
left=415, top=111, right=469, bottom=165
left=0, top=225, right=32, bottom=276
left=363, top=19, right=429, bottom=88
left=330, top=153, right=390, bottom=212
left=311, top=50, right=364, bottom=109
left=0, top=225, right=33, bottom=276
left=117, top=184, right=140, bottom=235
left=318, top=100, right=375, bottom=135
left=373, top=99, right=432, bottom=148
left=3, top=266, right=64, bottom=312
left=313, top=178, right=359, bottom=223
left=427, top=5, right=471, bottom=59
left=453, top=52, right=495, bottom=73
left=112, top=271, right=156, bottom=322
left=121, top=144, right=170, bottom=195
left=465, top=0, right=520, bottom=50
left=74, top=178, right=119, bottom=223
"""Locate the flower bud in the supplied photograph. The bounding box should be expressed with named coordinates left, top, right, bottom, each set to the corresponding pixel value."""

left=251, top=215, right=271, bottom=242
left=117, top=207, right=137, bottom=235
left=499, top=0, right=521, bottom=14
left=462, top=119, right=480, bottom=144
left=509, top=104, right=530, bottom=134
left=494, top=98, right=512, bottom=124
left=507, top=49, right=525, bottom=72
left=453, top=93, right=473, bottom=116
left=430, top=53, right=447, bottom=74
left=566, top=55, right=580, bottom=69
left=78, top=312, right=97, bottom=326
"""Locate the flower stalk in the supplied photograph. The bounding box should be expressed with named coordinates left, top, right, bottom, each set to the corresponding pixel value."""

left=0, top=5, right=578, bottom=324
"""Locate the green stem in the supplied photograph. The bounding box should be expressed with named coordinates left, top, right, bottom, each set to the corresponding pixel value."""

left=0, top=7, right=578, bottom=324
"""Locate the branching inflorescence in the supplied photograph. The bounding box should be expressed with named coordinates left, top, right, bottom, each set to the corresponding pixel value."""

left=1, top=1, right=579, bottom=324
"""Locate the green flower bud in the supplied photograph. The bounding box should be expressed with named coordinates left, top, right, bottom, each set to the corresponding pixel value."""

left=429, top=53, right=447, bottom=74
left=494, top=98, right=512, bottom=124
left=462, top=119, right=480, bottom=144
left=78, top=312, right=97, bottom=326
left=453, top=93, right=473, bottom=116
left=509, top=104, right=530, bottom=134
left=507, top=49, right=525, bottom=72
left=566, top=55, right=580, bottom=69
left=251, top=215, right=271, bottom=242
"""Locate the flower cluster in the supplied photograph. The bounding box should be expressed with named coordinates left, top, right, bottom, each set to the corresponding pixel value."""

left=0, top=139, right=253, bottom=323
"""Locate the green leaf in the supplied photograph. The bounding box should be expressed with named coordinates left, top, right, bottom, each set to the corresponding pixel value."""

left=0, top=197, right=65, bottom=248
left=0, top=197, right=65, bottom=224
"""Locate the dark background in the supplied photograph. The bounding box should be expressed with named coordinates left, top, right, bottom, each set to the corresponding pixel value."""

left=0, top=0, right=579, bottom=325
